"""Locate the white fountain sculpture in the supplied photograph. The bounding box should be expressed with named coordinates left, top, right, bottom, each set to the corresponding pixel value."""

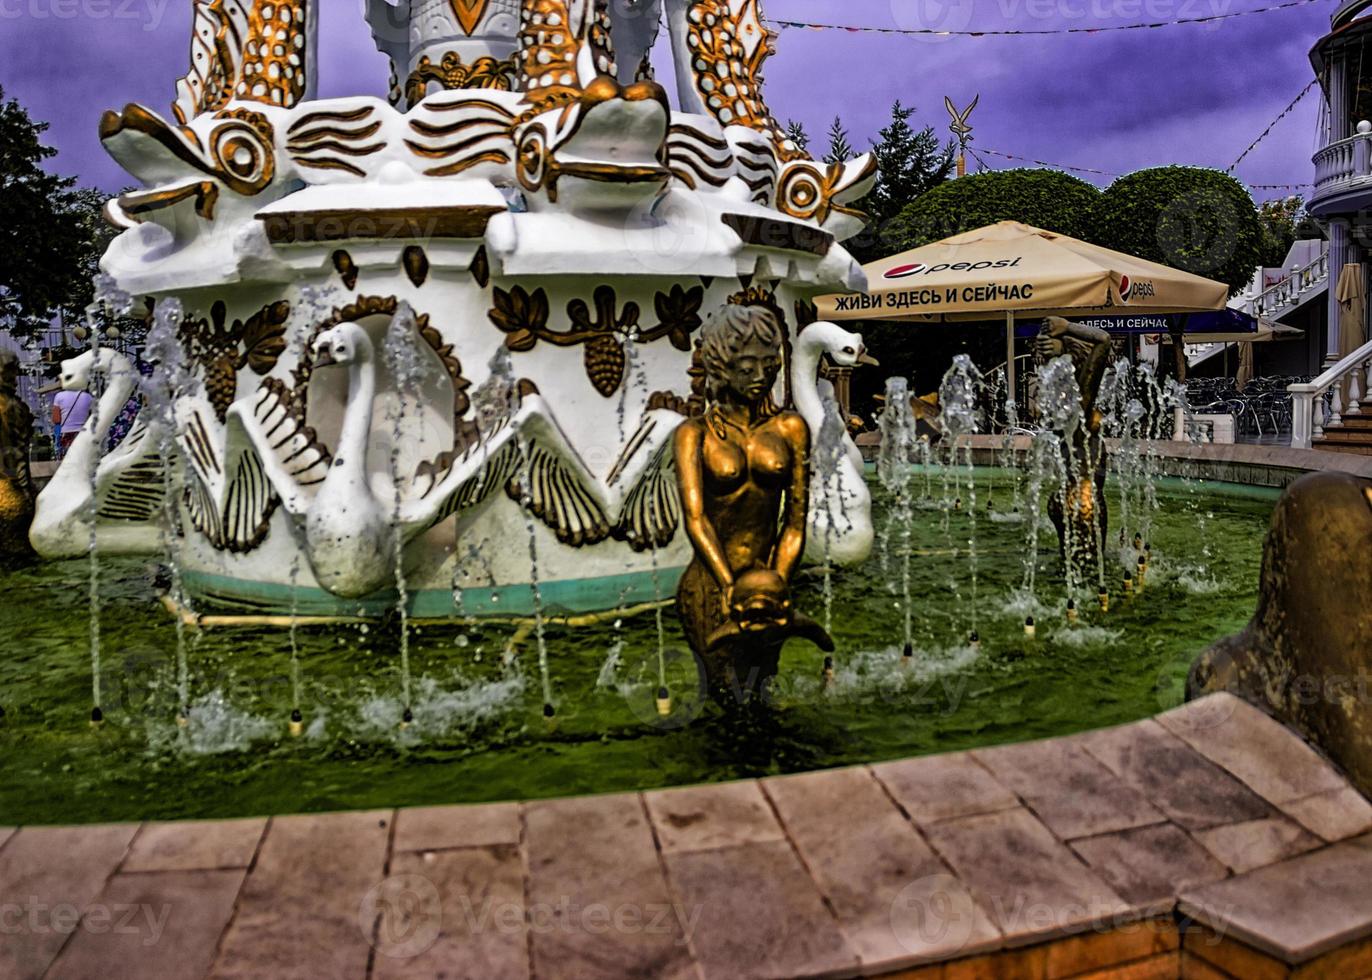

left=36, top=0, right=877, bottom=617
left=31, top=348, right=166, bottom=557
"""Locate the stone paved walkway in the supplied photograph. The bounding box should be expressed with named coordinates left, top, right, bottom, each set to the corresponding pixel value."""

left=3, top=693, right=1372, bottom=979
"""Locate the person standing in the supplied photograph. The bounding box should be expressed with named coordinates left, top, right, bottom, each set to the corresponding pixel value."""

left=51, top=387, right=92, bottom=459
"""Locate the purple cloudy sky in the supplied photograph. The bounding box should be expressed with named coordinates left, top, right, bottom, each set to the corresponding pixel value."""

left=0, top=0, right=1332, bottom=199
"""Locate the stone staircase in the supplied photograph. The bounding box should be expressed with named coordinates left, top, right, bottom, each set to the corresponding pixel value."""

left=1313, top=412, right=1372, bottom=453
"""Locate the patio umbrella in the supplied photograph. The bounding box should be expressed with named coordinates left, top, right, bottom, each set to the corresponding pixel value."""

left=1236, top=341, right=1255, bottom=392
left=816, top=221, right=1230, bottom=412
left=1337, top=263, right=1366, bottom=406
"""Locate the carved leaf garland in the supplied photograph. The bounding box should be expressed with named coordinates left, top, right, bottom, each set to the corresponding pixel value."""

left=489, top=285, right=551, bottom=353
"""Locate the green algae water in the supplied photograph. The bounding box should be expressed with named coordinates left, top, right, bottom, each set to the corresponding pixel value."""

left=0, top=475, right=1275, bottom=826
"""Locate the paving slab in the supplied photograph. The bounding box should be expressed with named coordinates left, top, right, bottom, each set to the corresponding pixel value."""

left=0, top=826, right=13, bottom=851
left=764, top=766, right=1000, bottom=971
left=1280, top=786, right=1372, bottom=842
left=870, top=753, right=1018, bottom=826
left=122, top=818, right=266, bottom=873
left=1078, top=719, right=1274, bottom=830
left=921, top=807, right=1128, bottom=946
left=0, top=823, right=139, bottom=980
left=391, top=802, right=520, bottom=853
left=46, top=869, right=245, bottom=980
left=1192, top=816, right=1323, bottom=874
left=643, top=780, right=784, bottom=852
left=524, top=793, right=696, bottom=980
left=372, top=844, right=529, bottom=980
left=1068, top=823, right=1229, bottom=911
left=1157, top=694, right=1348, bottom=805
left=1180, top=838, right=1372, bottom=963
left=208, top=810, right=391, bottom=979
left=663, top=839, right=858, bottom=980
left=973, top=737, right=1164, bottom=840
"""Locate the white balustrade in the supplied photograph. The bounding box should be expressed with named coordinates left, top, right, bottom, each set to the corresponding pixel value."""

left=1289, top=338, right=1372, bottom=448
left=1246, top=248, right=1329, bottom=322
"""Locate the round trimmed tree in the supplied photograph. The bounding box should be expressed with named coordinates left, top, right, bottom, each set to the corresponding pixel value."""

left=1090, top=166, right=1263, bottom=296
left=880, top=168, right=1101, bottom=253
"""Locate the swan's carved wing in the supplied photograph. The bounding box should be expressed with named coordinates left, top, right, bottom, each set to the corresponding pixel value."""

left=224, top=377, right=332, bottom=519
left=606, top=409, right=686, bottom=551
left=178, top=393, right=281, bottom=552
left=94, top=416, right=168, bottom=523
left=403, top=394, right=611, bottom=548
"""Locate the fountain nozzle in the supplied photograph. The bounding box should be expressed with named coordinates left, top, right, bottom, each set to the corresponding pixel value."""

left=1136, top=555, right=1147, bottom=587
left=90, top=706, right=104, bottom=728
left=822, top=656, right=835, bottom=686
left=1024, top=616, right=1036, bottom=638
left=953, top=497, right=962, bottom=511
left=176, top=708, right=189, bottom=729
left=655, top=686, right=671, bottom=717
left=1099, top=590, right=1110, bottom=613
left=289, top=708, right=304, bottom=738
left=1066, top=599, right=1078, bottom=624
left=400, top=707, right=414, bottom=729
left=901, top=641, right=913, bottom=663
left=543, top=703, right=555, bottom=719
left=968, top=631, right=980, bottom=649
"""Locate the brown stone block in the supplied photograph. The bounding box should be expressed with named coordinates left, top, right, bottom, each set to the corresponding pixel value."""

left=0, top=823, right=140, bottom=980
left=1069, top=950, right=1179, bottom=979
left=524, top=794, right=696, bottom=980
left=371, top=845, right=529, bottom=980
left=208, top=810, right=391, bottom=979
left=1292, top=936, right=1372, bottom=978
left=765, top=767, right=1000, bottom=971
left=921, top=808, right=1127, bottom=948
left=46, top=869, right=245, bottom=980
left=1078, top=720, right=1273, bottom=830
left=1157, top=695, right=1347, bottom=806
left=973, top=737, right=1165, bottom=840
left=1192, top=817, right=1321, bottom=874
left=870, top=755, right=1018, bottom=826
left=1280, top=787, right=1372, bottom=843
left=1179, top=948, right=1242, bottom=978
left=663, top=839, right=857, bottom=979
left=1179, top=839, right=1372, bottom=963
left=941, top=944, right=1047, bottom=980
left=391, top=802, right=521, bottom=853
left=122, top=818, right=266, bottom=872
left=643, top=780, right=784, bottom=853
left=1069, top=823, right=1228, bottom=911
left=1044, top=919, right=1178, bottom=978
left=1183, top=926, right=1288, bottom=980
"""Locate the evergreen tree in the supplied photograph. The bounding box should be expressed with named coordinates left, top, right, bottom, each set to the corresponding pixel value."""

left=784, top=119, right=810, bottom=155
left=848, top=101, right=954, bottom=263
left=0, top=86, right=98, bottom=339
left=823, top=117, right=855, bottom=165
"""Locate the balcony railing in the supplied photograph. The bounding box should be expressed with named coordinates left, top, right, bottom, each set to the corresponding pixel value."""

left=1313, top=132, right=1372, bottom=195
left=1245, top=248, right=1329, bottom=320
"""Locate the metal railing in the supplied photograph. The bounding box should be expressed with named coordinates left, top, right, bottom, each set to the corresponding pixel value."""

left=1288, top=337, right=1372, bottom=448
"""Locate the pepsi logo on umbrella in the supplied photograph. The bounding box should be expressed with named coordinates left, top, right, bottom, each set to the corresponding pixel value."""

left=884, top=262, right=928, bottom=279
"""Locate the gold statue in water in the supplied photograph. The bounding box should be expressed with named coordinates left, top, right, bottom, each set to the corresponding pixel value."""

left=0, top=351, right=36, bottom=564
left=1035, top=316, right=1112, bottom=570
left=674, top=305, right=833, bottom=704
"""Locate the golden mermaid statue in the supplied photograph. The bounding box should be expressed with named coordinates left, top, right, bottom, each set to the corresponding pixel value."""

left=674, top=304, right=833, bottom=705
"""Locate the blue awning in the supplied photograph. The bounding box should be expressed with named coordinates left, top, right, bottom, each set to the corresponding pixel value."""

left=1012, top=308, right=1258, bottom=339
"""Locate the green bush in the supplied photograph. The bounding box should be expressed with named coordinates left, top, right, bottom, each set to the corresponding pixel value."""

left=880, top=168, right=1101, bottom=253
left=1090, top=166, right=1263, bottom=295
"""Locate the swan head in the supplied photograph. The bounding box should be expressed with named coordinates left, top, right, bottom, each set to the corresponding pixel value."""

left=58, top=350, right=99, bottom=392
left=312, top=323, right=373, bottom=369
left=799, top=321, right=878, bottom=369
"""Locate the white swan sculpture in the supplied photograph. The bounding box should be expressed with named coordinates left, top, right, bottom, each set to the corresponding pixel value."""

left=791, top=321, right=877, bottom=565
left=175, top=308, right=878, bottom=598
left=210, top=309, right=611, bottom=598
left=31, top=348, right=167, bottom=557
